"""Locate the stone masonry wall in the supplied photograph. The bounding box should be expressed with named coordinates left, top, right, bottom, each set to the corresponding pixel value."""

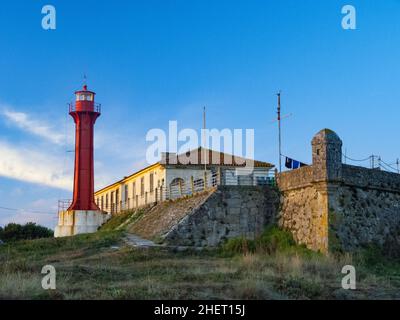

left=342, top=164, right=400, bottom=191
left=329, top=165, right=400, bottom=251
left=278, top=183, right=329, bottom=253
left=277, top=129, right=400, bottom=253
left=279, top=168, right=400, bottom=253
left=277, top=166, right=314, bottom=190
left=163, top=185, right=279, bottom=247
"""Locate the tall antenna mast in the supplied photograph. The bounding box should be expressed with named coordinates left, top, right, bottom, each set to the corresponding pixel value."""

left=277, top=91, right=282, bottom=173
left=270, top=91, right=291, bottom=173
left=203, top=106, right=207, bottom=173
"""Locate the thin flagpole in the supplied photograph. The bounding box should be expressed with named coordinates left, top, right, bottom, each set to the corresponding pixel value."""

left=277, top=92, right=282, bottom=173
left=203, top=106, right=207, bottom=173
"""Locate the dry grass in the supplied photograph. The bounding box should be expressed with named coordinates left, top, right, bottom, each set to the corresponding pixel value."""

left=0, top=230, right=399, bottom=300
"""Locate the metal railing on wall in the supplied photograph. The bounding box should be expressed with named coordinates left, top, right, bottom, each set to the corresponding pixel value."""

left=59, top=170, right=276, bottom=215
left=68, top=102, right=102, bottom=113
left=58, top=199, right=72, bottom=213
left=343, top=154, right=400, bottom=174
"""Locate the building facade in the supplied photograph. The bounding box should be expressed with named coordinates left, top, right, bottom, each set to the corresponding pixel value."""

left=94, top=148, right=274, bottom=214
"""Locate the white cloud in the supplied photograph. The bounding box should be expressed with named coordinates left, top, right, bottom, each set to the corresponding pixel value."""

left=0, top=140, right=72, bottom=191
left=0, top=197, right=58, bottom=229
left=0, top=105, right=156, bottom=229
left=1, top=108, right=66, bottom=145
left=0, top=138, right=134, bottom=194
left=0, top=106, right=152, bottom=195
left=0, top=211, right=57, bottom=230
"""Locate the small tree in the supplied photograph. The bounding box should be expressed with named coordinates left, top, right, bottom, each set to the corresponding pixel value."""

left=0, top=222, right=53, bottom=242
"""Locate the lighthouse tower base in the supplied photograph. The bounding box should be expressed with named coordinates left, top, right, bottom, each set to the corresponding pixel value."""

left=54, top=210, right=111, bottom=238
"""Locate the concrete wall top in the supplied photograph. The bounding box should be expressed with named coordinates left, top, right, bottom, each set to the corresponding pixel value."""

left=277, top=166, right=314, bottom=191
left=342, top=164, right=400, bottom=192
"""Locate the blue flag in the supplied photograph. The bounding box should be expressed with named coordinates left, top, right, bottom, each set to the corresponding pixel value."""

left=285, top=157, right=308, bottom=170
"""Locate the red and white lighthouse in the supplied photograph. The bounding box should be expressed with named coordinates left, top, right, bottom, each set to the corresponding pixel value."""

left=55, top=84, right=109, bottom=238
left=68, top=85, right=101, bottom=211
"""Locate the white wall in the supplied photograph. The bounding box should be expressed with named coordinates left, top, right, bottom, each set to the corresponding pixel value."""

left=95, top=165, right=166, bottom=213
left=95, top=165, right=274, bottom=213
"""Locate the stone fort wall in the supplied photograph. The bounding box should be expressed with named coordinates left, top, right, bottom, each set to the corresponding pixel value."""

left=278, top=166, right=329, bottom=253
left=330, top=164, right=400, bottom=251
left=277, top=129, right=400, bottom=253
left=164, top=186, right=279, bottom=247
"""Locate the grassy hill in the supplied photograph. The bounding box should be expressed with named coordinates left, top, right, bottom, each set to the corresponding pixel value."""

left=1, top=219, right=399, bottom=299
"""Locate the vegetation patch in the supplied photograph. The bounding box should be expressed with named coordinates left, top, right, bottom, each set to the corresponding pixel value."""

left=0, top=222, right=399, bottom=300
left=100, top=209, right=145, bottom=232
left=221, top=226, right=316, bottom=257
left=0, top=223, right=53, bottom=243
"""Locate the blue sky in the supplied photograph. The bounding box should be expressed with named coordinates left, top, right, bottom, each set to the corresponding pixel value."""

left=1, top=0, right=400, bottom=228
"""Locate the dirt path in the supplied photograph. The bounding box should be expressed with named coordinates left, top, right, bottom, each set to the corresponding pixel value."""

left=123, top=233, right=207, bottom=252
left=123, top=234, right=160, bottom=248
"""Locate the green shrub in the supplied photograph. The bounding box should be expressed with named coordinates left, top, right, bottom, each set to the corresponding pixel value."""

left=255, top=226, right=296, bottom=252
left=359, top=244, right=384, bottom=266
left=222, top=237, right=255, bottom=255
left=275, top=275, right=323, bottom=299
left=0, top=222, right=53, bottom=242
left=221, top=226, right=313, bottom=256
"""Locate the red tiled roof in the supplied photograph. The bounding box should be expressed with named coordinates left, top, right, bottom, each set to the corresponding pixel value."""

left=160, top=147, right=274, bottom=168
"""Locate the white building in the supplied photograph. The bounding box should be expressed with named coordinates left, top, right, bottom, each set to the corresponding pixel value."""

left=94, top=148, right=275, bottom=214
